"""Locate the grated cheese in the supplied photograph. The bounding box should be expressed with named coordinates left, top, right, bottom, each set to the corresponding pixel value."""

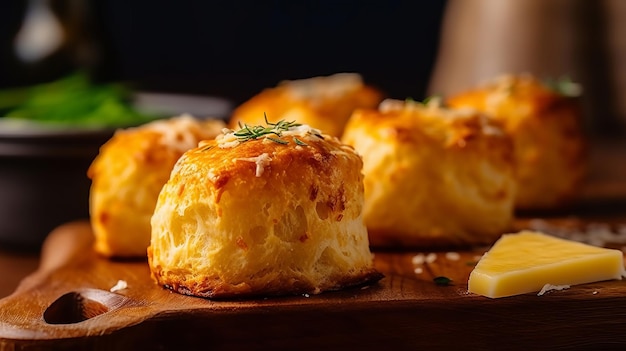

left=528, top=219, right=626, bottom=247
left=232, top=153, right=272, bottom=177
left=110, top=280, right=128, bottom=293
left=215, top=127, right=239, bottom=148
left=144, top=114, right=204, bottom=153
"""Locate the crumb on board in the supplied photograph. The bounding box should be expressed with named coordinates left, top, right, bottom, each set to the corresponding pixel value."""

left=528, top=219, right=626, bottom=247
left=445, top=252, right=460, bottom=261
left=425, top=253, right=437, bottom=263
left=412, top=253, right=425, bottom=265
left=412, top=253, right=438, bottom=265
left=537, top=283, right=570, bottom=296
left=110, top=279, right=128, bottom=293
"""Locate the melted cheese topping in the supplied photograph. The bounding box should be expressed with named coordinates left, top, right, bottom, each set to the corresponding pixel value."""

left=468, top=231, right=625, bottom=298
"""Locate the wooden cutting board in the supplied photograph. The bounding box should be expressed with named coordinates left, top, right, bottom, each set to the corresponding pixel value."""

left=1, top=212, right=626, bottom=351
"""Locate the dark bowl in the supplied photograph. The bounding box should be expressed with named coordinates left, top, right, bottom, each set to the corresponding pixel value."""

left=0, top=93, right=232, bottom=252
left=0, top=123, right=114, bottom=251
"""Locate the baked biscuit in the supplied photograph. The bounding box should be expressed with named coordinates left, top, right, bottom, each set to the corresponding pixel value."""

left=228, top=73, right=383, bottom=137
left=447, top=74, right=587, bottom=211
left=87, top=114, right=225, bottom=257
left=341, top=99, right=516, bottom=248
left=148, top=119, right=382, bottom=298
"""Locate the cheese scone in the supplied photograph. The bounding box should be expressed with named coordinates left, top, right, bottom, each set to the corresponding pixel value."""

left=228, top=73, right=383, bottom=137
left=88, top=114, right=226, bottom=258
left=446, top=74, right=587, bottom=211
left=341, top=99, right=516, bottom=248
left=148, top=120, right=382, bottom=298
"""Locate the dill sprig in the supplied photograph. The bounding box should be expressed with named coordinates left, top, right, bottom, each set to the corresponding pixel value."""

left=233, top=113, right=302, bottom=143
left=293, top=137, right=308, bottom=146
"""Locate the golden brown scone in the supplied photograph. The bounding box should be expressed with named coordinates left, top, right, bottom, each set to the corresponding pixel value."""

left=148, top=121, right=382, bottom=299
left=88, top=114, right=226, bottom=258
left=341, top=99, right=516, bottom=248
left=446, top=74, right=587, bottom=211
left=228, top=73, right=383, bottom=137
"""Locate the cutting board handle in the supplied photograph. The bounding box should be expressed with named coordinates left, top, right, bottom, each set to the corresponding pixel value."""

left=14, top=220, right=94, bottom=294
left=40, top=220, right=95, bottom=272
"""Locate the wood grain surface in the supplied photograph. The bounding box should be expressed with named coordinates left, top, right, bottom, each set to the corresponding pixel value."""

left=1, top=139, right=625, bottom=351
left=1, top=214, right=626, bottom=351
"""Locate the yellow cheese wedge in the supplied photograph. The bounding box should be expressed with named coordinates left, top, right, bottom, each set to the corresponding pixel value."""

left=468, top=230, right=625, bottom=298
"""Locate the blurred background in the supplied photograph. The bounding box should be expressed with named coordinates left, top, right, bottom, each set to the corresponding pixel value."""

left=2, top=0, right=626, bottom=135
left=0, top=0, right=446, bottom=107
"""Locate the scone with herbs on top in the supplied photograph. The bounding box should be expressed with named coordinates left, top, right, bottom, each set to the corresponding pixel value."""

left=148, top=117, right=383, bottom=299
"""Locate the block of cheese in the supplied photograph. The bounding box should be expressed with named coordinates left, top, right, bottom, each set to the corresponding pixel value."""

left=468, top=230, right=625, bottom=298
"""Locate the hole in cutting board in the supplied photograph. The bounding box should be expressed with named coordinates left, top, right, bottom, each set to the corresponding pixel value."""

left=43, top=291, right=109, bottom=324
left=43, top=289, right=130, bottom=324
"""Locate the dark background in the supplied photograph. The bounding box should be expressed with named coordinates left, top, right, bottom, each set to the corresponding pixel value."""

left=0, top=1, right=448, bottom=106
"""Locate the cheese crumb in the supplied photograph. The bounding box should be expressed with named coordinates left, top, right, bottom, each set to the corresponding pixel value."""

left=233, top=153, right=272, bottom=177
left=445, top=252, right=460, bottom=261
left=110, top=280, right=128, bottom=293
left=412, top=253, right=425, bottom=265
left=425, top=253, right=437, bottom=264
left=412, top=253, right=438, bottom=265
left=537, top=284, right=570, bottom=296
left=528, top=219, right=626, bottom=247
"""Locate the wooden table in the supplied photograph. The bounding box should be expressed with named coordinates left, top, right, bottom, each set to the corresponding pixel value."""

left=0, top=137, right=625, bottom=350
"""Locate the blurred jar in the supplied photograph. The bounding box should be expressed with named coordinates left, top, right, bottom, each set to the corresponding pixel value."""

left=428, top=0, right=626, bottom=137
left=11, top=0, right=100, bottom=86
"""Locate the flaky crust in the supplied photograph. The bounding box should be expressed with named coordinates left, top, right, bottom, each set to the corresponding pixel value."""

left=341, top=99, right=516, bottom=248
left=148, top=130, right=382, bottom=298
left=87, top=115, right=226, bottom=257
left=447, top=74, right=587, bottom=210
left=228, top=73, right=383, bottom=137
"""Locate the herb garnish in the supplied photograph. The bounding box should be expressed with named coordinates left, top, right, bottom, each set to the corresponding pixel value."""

left=233, top=113, right=301, bottom=144
left=433, top=276, right=453, bottom=286
left=293, top=137, right=308, bottom=146
left=225, top=113, right=322, bottom=146
left=405, top=95, right=443, bottom=107
left=421, top=95, right=443, bottom=106
left=265, top=136, right=289, bottom=145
